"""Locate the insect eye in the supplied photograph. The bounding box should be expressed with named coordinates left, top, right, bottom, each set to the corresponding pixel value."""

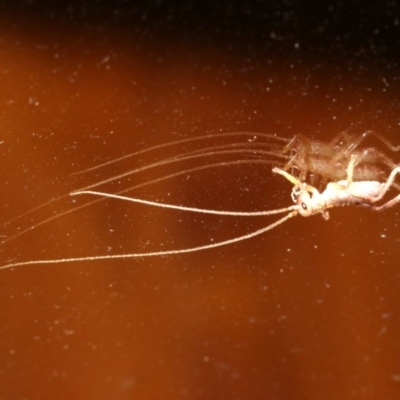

left=301, top=202, right=307, bottom=210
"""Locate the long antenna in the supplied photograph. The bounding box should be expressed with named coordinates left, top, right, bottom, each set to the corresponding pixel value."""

left=0, top=211, right=297, bottom=270
left=70, top=190, right=299, bottom=217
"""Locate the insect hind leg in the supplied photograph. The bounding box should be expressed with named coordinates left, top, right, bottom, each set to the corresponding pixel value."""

left=329, top=130, right=400, bottom=169
left=370, top=166, right=400, bottom=211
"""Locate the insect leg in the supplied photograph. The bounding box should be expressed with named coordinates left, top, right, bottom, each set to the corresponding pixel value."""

left=370, top=166, right=400, bottom=211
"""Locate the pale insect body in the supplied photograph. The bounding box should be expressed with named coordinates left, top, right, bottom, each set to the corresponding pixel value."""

left=1, top=152, right=400, bottom=270
left=274, top=154, right=399, bottom=221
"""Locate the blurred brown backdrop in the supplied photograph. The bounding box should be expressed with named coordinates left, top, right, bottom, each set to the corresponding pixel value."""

left=1, top=1, right=400, bottom=399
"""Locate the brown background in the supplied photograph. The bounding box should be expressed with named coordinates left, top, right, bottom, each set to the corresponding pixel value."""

left=1, top=1, right=400, bottom=399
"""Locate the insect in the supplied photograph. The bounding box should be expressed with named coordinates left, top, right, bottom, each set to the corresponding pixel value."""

left=281, top=130, right=400, bottom=188
left=1, top=152, right=399, bottom=270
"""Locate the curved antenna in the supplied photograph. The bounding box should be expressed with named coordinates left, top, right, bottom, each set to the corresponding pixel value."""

left=0, top=210, right=298, bottom=270
left=70, top=190, right=298, bottom=217
left=3, top=159, right=280, bottom=243
left=4, top=143, right=287, bottom=227
left=72, top=131, right=288, bottom=175
left=79, top=147, right=286, bottom=191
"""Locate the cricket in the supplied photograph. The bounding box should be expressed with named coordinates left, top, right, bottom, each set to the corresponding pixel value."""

left=1, top=130, right=400, bottom=270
